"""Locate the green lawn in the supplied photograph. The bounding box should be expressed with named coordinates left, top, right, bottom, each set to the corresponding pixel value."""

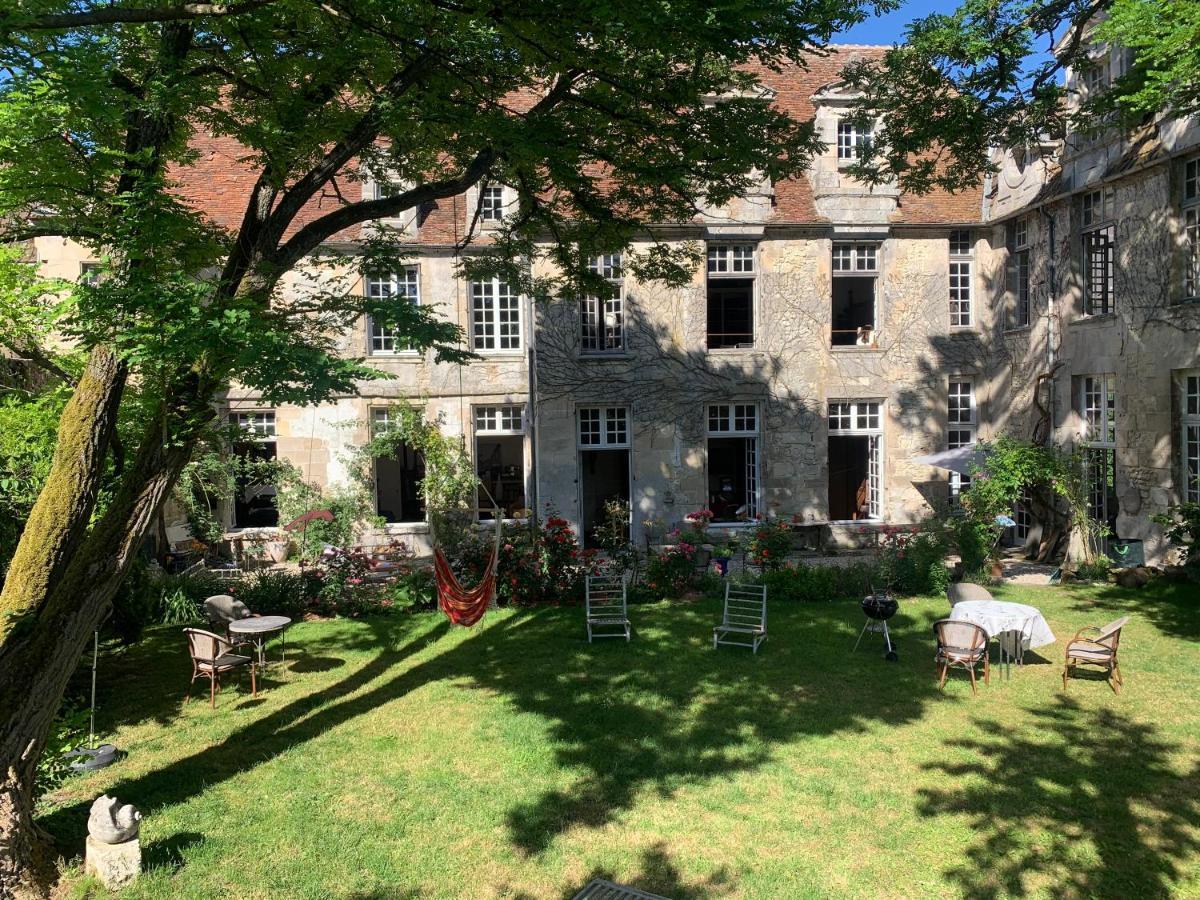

left=44, top=581, right=1200, bottom=899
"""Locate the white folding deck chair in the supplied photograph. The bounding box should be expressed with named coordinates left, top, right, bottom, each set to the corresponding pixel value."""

left=585, top=573, right=631, bottom=642
left=713, top=582, right=767, bottom=652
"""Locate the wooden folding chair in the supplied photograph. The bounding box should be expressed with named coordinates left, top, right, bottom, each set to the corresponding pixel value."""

left=585, top=573, right=631, bottom=642
left=713, top=582, right=767, bottom=652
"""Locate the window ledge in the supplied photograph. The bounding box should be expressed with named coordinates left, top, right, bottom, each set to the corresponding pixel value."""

left=1002, top=325, right=1033, bottom=335
left=471, top=350, right=526, bottom=358
left=949, top=326, right=981, bottom=335
left=378, top=522, right=430, bottom=534
left=829, top=345, right=882, bottom=353
left=1070, top=313, right=1118, bottom=326
left=369, top=353, right=423, bottom=361
left=706, top=346, right=760, bottom=354
left=578, top=351, right=633, bottom=361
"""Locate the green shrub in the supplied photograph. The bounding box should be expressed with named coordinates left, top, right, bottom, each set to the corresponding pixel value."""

left=110, top=563, right=161, bottom=644
left=234, top=569, right=312, bottom=618
left=757, top=562, right=876, bottom=603
left=1075, top=556, right=1112, bottom=583
left=949, top=516, right=994, bottom=577
left=878, top=527, right=951, bottom=595
left=1154, top=502, right=1200, bottom=579
left=36, top=701, right=89, bottom=799
left=746, top=520, right=793, bottom=570
left=644, top=544, right=696, bottom=597
left=383, top=567, right=437, bottom=612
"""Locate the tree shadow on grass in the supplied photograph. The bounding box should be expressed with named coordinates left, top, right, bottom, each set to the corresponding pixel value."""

left=1061, top=580, right=1200, bottom=642
left=918, top=698, right=1200, bottom=899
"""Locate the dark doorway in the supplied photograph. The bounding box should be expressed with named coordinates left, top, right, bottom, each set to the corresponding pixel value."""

left=376, top=441, right=425, bottom=523
left=233, top=441, right=279, bottom=528
left=707, top=278, right=754, bottom=348
left=831, top=276, right=875, bottom=346
left=476, top=435, right=525, bottom=518
left=828, top=435, right=871, bottom=520
left=708, top=436, right=757, bottom=522
left=580, top=449, right=630, bottom=548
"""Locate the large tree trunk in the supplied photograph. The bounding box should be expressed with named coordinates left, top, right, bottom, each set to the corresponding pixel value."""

left=0, top=347, right=126, bottom=638
left=0, top=385, right=206, bottom=895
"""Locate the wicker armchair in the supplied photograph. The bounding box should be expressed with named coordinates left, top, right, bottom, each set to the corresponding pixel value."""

left=184, top=628, right=257, bottom=708
left=933, top=619, right=990, bottom=694
left=1062, top=616, right=1128, bottom=693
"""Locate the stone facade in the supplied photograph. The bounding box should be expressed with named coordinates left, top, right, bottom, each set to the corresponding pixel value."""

left=30, top=43, right=1198, bottom=562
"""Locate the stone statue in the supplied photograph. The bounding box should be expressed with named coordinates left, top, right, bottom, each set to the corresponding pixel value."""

left=87, top=795, right=141, bottom=844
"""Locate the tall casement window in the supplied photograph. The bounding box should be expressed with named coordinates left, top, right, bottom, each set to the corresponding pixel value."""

left=1081, top=189, right=1115, bottom=316
left=1007, top=218, right=1031, bottom=329
left=578, top=406, right=632, bottom=548
left=827, top=400, right=883, bottom=520
left=831, top=242, right=879, bottom=347
left=230, top=410, right=278, bottom=528
left=1183, top=158, right=1200, bottom=303
left=706, top=403, right=760, bottom=522
left=371, top=408, right=426, bottom=524
left=1080, top=375, right=1118, bottom=531
left=470, top=277, right=521, bottom=352
left=581, top=253, right=624, bottom=354
left=366, top=268, right=420, bottom=355
left=949, top=230, right=973, bottom=328
left=836, top=120, right=872, bottom=161
left=474, top=404, right=526, bottom=519
left=1182, top=371, right=1200, bottom=503
left=706, top=244, right=755, bottom=349
left=947, top=379, right=977, bottom=500
left=479, top=185, right=505, bottom=223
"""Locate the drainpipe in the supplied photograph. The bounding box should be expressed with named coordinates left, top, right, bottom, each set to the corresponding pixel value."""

left=527, top=291, right=541, bottom=527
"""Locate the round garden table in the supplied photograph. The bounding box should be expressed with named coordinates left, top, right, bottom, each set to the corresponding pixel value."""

left=228, top=615, right=292, bottom=668
left=949, top=599, right=1055, bottom=678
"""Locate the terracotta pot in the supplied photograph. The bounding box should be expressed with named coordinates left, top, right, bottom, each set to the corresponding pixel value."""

left=264, top=539, right=291, bottom=564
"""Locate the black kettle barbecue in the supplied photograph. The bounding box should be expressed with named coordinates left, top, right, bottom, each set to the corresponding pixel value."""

left=855, top=583, right=900, bottom=661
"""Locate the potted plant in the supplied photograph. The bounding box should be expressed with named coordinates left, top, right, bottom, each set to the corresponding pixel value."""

left=710, top=538, right=739, bottom=576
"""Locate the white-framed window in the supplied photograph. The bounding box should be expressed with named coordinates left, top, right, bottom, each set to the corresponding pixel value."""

left=366, top=267, right=420, bottom=355
left=1182, top=371, right=1200, bottom=503
left=581, top=253, right=625, bottom=354
left=1007, top=217, right=1031, bottom=329
left=707, top=403, right=760, bottom=521
left=578, top=406, right=629, bottom=448
left=1183, top=157, right=1200, bottom=303
left=836, top=120, right=872, bottom=161
left=706, top=244, right=756, bottom=349
left=827, top=400, right=883, bottom=520
left=479, top=185, right=505, bottom=223
left=470, top=277, right=521, bottom=352
left=474, top=404, right=525, bottom=434
left=474, top=404, right=526, bottom=519
left=1013, top=487, right=1034, bottom=544
left=230, top=410, right=276, bottom=438
left=832, top=242, right=880, bottom=347
left=949, top=229, right=973, bottom=328
left=1080, top=374, right=1117, bottom=529
left=80, top=262, right=102, bottom=287
left=948, top=379, right=977, bottom=500
left=1081, top=189, right=1115, bottom=316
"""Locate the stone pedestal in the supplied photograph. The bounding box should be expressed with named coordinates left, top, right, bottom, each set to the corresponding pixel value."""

left=85, top=834, right=141, bottom=888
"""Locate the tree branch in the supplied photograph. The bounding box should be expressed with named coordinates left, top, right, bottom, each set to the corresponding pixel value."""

left=11, top=0, right=275, bottom=30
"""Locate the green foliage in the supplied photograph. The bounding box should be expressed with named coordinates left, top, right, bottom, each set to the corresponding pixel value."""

left=1153, top=502, right=1200, bottom=580
left=35, top=701, right=89, bottom=800
left=877, top=526, right=951, bottom=595
left=843, top=0, right=1200, bottom=193
left=462, top=512, right=598, bottom=606
left=593, top=498, right=637, bottom=577
left=1074, top=556, right=1113, bottom=583
left=644, top=545, right=697, bottom=598
left=352, top=405, right=477, bottom=557
left=756, top=562, right=877, bottom=603
left=278, top=478, right=378, bottom=560
left=0, top=382, right=70, bottom=574
left=382, top=567, right=438, bottom=613
left=962, top=436, right=1104, bottom=566
left=231, top=570, right=313, bottom=620
left=747, top=520, right=793, bottom=571
left=946, top=515, right=994, bottom=579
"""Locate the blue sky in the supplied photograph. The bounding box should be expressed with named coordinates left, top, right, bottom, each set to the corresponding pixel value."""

left=833, top=0, right=956, bottom=45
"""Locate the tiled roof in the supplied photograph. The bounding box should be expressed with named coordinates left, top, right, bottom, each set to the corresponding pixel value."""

left=171, top=45, right=983, bottom=245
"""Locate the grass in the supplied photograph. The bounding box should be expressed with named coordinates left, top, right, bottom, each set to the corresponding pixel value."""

left=42, top=580, right=1200, bottom=899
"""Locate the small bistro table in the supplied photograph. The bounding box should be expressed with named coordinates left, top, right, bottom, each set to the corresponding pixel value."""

left=949, top=599, right=1055, bottom=678
left=228, top=615, right=292, bottom=668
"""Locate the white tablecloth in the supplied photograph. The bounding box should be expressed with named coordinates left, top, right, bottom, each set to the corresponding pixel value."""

left=949, top=599, right=1055, bottom=654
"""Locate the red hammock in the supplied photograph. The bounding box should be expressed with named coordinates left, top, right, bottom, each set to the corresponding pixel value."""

left=434, top=520, right=503, bottom=627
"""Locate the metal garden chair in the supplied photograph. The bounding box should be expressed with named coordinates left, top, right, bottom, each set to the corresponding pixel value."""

left=183, top=628, right=257, bottom=708
left=933, top=619, right=990, bottom=694
left=713, top=582, right=767, bottom=652
left=946, top=582, right=994, bottom=608
left=1063, top=615, right=1128, bottom=693
left=585, top=573, right=631, bottom=642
